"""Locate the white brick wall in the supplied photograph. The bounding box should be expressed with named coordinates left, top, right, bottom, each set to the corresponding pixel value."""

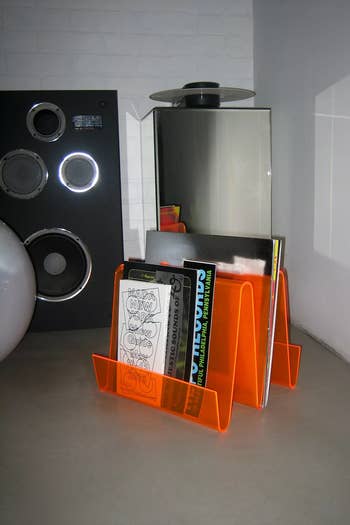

left=0, top=0, right=254, bottom=259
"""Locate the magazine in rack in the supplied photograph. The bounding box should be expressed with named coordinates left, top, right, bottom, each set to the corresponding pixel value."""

left=145, top=230, right=282, bottom=407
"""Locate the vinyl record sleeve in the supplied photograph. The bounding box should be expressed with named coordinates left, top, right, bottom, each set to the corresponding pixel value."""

left=123, top=261, right=197, bottom=381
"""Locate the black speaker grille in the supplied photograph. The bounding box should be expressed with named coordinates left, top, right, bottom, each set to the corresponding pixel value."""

left=0, top=149, right=48, bottom=199
left=59, top=152, right=99, bottom=192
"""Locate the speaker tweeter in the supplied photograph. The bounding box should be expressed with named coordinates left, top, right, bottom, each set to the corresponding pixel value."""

left=26, top=102, right=66, bottom=142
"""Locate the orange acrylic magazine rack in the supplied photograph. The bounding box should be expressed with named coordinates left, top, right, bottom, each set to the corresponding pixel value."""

left=270, top=269, right=301, bottom=388
left=92, top=265, right=301, bottom=432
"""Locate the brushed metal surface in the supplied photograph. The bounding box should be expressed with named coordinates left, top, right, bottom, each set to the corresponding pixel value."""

left=154, top=108, right=272, bottom=237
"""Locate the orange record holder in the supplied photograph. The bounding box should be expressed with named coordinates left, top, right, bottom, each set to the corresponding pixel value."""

left=92, top=265, right=301, bottom=432
left=160, top=221, right=187, bottom=233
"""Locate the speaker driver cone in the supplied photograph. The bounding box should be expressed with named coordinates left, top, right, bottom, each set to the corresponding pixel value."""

left=24, top=228, right=92, bottom=302
left=0, top=149, right=48, bottom=199
left=59, top=152, right=99, bottom=192
left=26, top=102, right=66, bottom=142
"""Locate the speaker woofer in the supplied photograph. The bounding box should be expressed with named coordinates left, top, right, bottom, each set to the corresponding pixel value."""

left=26, top=102, right=66, bottom=142
left=58, top=152, right=99, bottom=192
left=24, top=228, right=92, bottom=302
left=0, top=149, right=48, bottom=199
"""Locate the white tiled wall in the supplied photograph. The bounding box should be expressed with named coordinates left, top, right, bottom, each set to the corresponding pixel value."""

left=0, top=0, right=254, bottom=259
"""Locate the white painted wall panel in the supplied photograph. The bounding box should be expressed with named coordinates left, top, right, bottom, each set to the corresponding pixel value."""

left=254, top=0, right=350, bottom=360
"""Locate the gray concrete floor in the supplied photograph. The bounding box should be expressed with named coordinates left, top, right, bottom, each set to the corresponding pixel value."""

left=0, top=326, right=349, bottom=525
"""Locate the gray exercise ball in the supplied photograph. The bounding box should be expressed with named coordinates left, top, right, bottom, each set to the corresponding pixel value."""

left=0, top=220, right=36, bottom=362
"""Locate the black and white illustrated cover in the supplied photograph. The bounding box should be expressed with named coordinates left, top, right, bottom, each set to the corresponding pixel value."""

left=118, top=279, right=171, bottom=374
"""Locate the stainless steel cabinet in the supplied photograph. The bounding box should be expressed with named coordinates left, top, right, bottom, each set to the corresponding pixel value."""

left=142, top=107, right=272, bottom=238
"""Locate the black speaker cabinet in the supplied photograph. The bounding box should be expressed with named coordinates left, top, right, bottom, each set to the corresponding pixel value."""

left=0, top=90, right=124, bottom=331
